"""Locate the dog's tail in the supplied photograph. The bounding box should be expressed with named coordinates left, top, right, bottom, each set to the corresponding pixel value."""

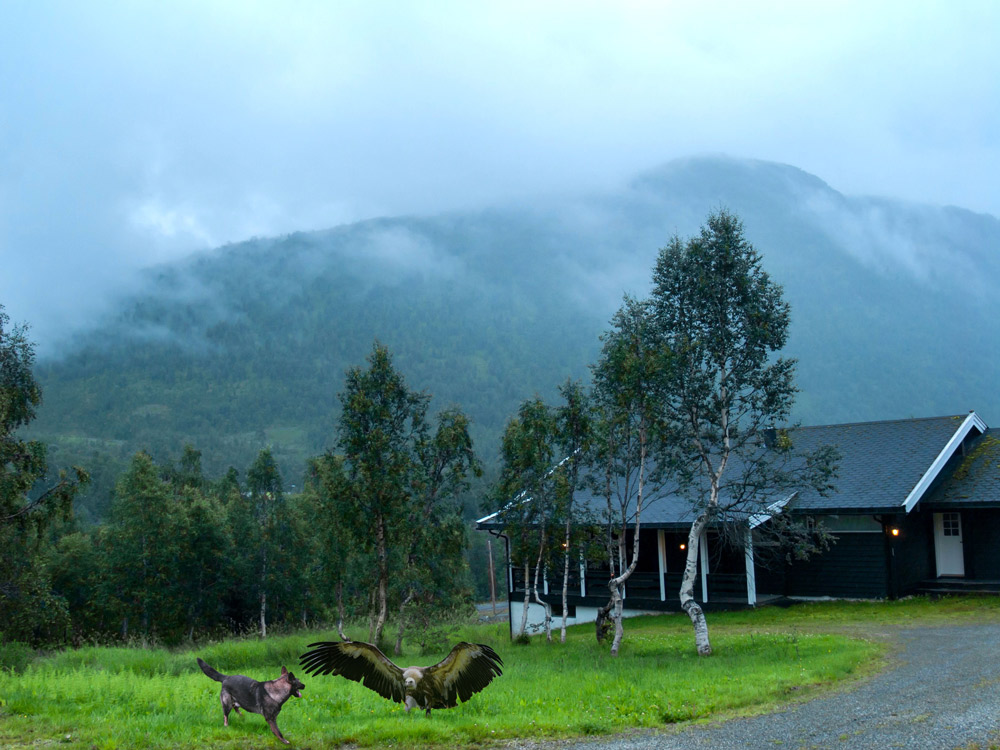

left=197, top=657, right=226, bottom=682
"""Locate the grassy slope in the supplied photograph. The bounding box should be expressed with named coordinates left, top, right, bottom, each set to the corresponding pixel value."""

left=8, top=597, right=1000, bottom=749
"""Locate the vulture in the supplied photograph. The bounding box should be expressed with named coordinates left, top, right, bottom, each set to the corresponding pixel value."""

left=299, top=640, right=503, bottom=715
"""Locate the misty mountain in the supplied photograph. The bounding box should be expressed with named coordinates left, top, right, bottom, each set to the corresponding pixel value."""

left=29, top=157, right=1000, bottom=522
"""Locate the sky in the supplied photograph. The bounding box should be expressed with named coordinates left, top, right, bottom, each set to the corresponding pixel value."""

left=1, top=0, right=998, bottom=349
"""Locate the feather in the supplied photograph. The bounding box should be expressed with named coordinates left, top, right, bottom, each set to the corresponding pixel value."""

left=299, top=640, right=503, bottom=713
left=299, top=640, right=405, bottom=703
left=427, top=642, right=504, bottom=706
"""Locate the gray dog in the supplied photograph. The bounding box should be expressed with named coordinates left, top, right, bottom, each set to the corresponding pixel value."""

left=197, top=657, right=304, bottom=744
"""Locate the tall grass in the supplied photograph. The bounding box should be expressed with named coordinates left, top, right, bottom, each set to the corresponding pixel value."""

left=4, top=596, right=993, bottom=750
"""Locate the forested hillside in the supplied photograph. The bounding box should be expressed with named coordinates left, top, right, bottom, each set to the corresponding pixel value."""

left=29, top=157, right=1000, bottom=523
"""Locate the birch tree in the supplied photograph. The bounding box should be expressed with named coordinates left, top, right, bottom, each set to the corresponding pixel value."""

left=590, top=296, right=665, bottom=656
left=554, top=379, right=592, bottom=643
left=337, top=344, right=425, bottom=646
left=393, top=407, right=480, bottom=654
left=333, top=343, right=477, bottom=648
left=495, top=397, right=563, bottom=641
left=649, top=209, right=836, bottom=656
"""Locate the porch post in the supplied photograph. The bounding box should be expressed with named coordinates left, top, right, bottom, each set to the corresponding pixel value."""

left=657, top=529, right=667, bottom=602
left=508, top=555, right=514, bottom=596
left=744, top=527, right=757, bottom=607
left=700, top=529, right=710, bottom=603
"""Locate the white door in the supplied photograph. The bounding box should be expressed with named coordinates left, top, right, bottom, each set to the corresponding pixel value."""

left=933, top=512, right=965, bottom=577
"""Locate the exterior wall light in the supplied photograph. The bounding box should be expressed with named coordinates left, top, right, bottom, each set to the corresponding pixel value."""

left=890, top=528, right=900, bottom=537
left=679, top=543, right=686, bottom=550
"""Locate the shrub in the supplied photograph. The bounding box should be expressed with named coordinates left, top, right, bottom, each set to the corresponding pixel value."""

left=0, top=641, right=34, bottom=673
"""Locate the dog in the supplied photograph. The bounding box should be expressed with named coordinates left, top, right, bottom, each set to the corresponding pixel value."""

left=197, top=657, right=304, bottom=744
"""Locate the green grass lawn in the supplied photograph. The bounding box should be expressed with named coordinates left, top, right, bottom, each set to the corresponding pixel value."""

left=3, top=596, right=999, bottom=749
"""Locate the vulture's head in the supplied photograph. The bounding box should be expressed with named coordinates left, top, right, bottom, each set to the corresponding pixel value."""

left=402, top=667, right=423, bottom=693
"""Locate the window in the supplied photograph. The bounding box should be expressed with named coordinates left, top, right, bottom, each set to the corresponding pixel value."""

left=942, top=512, right=961, bottom=537
left=806, top=514, right=883, bottom=533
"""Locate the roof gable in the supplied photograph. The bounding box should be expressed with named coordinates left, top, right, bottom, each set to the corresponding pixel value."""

left=923, top=427, right=1000, bottom=508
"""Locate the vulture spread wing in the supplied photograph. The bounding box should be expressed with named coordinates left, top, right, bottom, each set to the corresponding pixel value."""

left=425, top=642, right=504, bottom=707
left=299, top=641, right=406, bottom=703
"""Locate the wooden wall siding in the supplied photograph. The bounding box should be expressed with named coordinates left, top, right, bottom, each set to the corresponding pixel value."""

left=783, top=532, right=888, bottom=598
left=964, top=510, right=1000, bottom=579
left=753, top=559, right=786, bottom=596
left=894, top=512, right=933, bottom=594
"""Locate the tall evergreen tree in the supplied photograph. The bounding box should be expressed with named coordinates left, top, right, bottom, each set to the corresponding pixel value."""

left=0, top=305, right=87, bottom=645
left=105, top=451, right=181, bottom=640
left=302, top=453, right=359, bottom=641
left=244, top=447, right=286, bottom=638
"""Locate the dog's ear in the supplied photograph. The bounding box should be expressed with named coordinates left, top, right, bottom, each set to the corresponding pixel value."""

left=281, top=666, right=289, bottom=676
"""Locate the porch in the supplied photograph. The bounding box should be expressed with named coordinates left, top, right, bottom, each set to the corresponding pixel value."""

left=916, top=578, right=1000, bottom=596
left=508, top=567, right=780, bottom=613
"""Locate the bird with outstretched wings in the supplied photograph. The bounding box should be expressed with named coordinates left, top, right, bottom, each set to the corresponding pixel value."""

left=299, top=640, right=503, bottom=715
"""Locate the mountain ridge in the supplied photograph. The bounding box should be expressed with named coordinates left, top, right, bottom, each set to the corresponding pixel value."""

left=28, top=156, right=999, bottom=521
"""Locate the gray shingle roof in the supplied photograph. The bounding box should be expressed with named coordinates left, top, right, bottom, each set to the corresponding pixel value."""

left=784, top=414, right=980, bottom=513
left=923, top=428, right=1000, bottom=508
left=476, top=413, right=988, bottom=529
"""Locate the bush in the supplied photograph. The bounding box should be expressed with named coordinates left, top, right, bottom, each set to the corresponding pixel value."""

left=0, top=641, right=34, bottom=673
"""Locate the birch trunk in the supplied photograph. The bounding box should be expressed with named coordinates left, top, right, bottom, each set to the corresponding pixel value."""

left=560, top=518, right=571, bottom=643
left=532, top=531, right=552, bottom=642
left=259, top=589, right=267, bottom=639
left=372, top=511, right=389, bottom=645
left=608, top=423, right=647, bottom=656
left=394, top=591, right=414, bottom=655
left=259, top=546, right=268, bottom=638
left=609, top=528, right=636, bottom=656
left=335, top=580, right=349, bottom=641
left=679, top=513, right=712, bottom=655
left=518, top=558, right=531, bottom=637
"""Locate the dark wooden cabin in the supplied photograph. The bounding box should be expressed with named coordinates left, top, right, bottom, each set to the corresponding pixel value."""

left=477, top=412, right=999, bottom=634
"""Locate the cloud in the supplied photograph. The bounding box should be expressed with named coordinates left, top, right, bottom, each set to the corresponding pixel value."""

left=1, top=1, right=998, bottom=349
left=129, top=200, right=216, bottom=250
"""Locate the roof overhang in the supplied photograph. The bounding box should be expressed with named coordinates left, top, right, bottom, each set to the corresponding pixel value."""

left=748, top=492, right=797, bottom=529
left=901, top=411, right=988, bottom=513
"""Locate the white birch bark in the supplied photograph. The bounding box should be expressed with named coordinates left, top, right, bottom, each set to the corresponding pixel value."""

left=608, top=424, right=647, bottom=656
left=518, top=559, right=531, bottom=637
left=532, top=530, right=553, bottom=642
left=560, top=518, right=571, bottom=643
left=679, top=513, right=711, bottom=655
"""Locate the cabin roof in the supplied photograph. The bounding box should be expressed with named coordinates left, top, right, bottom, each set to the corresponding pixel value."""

left=785, top=412, right=986, bottom=514
left=476, top=412, right=990, bottom=530
left=921, top=428, right=1000, bottom=509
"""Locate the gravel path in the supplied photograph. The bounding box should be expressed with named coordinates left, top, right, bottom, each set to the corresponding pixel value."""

left=504, top=623, right=1000, bottom=750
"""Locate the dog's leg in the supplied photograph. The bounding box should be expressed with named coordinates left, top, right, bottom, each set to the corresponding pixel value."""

left=220, top=691, right=234, bottom=726
left=265, top=717, right=289, bottom=745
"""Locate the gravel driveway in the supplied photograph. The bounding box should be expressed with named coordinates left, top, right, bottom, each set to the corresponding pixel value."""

left=505, top=623, right=1000, bottom=750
